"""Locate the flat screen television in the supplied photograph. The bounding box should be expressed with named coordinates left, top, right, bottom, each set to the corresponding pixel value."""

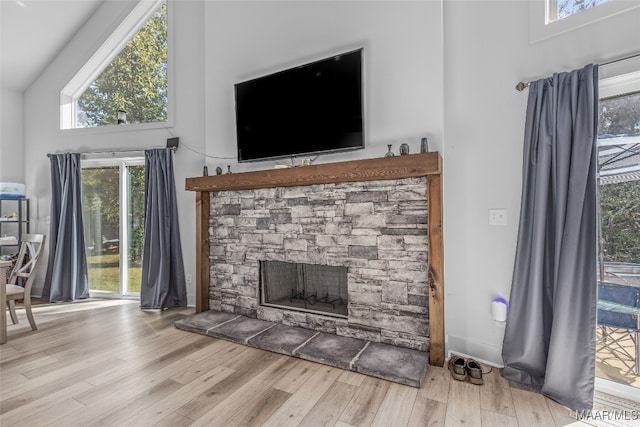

left=235, top=48, right=364, bottom=162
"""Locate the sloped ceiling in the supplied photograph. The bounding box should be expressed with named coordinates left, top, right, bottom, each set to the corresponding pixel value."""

left=0, top=0, right=104, bottom=92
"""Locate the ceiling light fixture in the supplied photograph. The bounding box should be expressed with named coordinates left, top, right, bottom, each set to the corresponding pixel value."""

left=15, top=1, right=27, bottom=8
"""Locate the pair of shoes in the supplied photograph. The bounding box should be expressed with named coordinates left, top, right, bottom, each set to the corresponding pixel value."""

left=447, top=355, right=484, bottom=385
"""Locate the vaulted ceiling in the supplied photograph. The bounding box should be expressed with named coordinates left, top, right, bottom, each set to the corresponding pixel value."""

left=0, top=0, right=104, bottom=92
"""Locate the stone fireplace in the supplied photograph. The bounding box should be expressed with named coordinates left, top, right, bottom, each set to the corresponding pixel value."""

left=186, top=153, right=445, bottom=365
left=209, top=177, right=429, bottom=351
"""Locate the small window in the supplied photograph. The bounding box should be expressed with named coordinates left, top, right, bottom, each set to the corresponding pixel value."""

left=549, top=0, right=610, bottom=23
left=61, top=0, right=168, bottom=129
left=530, top=0, right=640, bottom=42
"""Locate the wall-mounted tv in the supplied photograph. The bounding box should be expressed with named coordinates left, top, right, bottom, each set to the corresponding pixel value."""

left=235, top=48, right=364, bottom=162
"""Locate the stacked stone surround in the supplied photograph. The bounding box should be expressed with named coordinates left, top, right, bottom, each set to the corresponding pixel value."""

left=209, top=176, right=430, bottom=351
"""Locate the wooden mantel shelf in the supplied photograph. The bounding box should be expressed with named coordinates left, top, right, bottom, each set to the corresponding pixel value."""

left=185, top=151, right=445, bottom=367
left=186, top=152, right=441, bottom=192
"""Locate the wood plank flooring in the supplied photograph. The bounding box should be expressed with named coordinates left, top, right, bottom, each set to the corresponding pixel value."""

left=1, top=299, right=586, bottom=426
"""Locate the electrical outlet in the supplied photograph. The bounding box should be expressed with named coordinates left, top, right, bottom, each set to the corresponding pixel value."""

left=186, top=274, right=192, bottom=284
left=488, top=209, right=507, bottom=226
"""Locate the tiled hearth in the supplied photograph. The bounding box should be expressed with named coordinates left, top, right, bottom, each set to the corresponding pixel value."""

left=175, top=310, right=429, bottom=387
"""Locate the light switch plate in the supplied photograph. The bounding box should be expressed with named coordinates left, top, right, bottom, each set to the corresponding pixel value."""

left=489, top=209, right=507, bottom=226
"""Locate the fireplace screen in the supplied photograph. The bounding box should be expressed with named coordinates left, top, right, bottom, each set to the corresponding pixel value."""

left=260, top=261, right=348, bottom=317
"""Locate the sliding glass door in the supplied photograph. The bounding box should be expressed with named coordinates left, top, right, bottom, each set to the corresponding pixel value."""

left=596, top=84, right=640, bottom=395
left=81, top=159, right=145, bottom=296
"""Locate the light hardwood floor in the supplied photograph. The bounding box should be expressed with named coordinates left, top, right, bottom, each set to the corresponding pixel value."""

left=0, top=299, right=586, bottom=427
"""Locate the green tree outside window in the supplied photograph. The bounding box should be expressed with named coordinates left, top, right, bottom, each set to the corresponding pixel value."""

left=77, top=1, right=167, bottom=127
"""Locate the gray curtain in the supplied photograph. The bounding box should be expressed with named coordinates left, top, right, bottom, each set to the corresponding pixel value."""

left=140, top=148, right=187, bottom=309
left=502, top=64, right=599, bottom=411
left=43, top=153, right=90, bottom=302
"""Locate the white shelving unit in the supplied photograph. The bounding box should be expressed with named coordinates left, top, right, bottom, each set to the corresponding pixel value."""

left=0, top=198, right=30, bottom=256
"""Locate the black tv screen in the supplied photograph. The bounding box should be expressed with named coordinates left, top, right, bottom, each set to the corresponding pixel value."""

left=235, top=48, right=364, bottom=162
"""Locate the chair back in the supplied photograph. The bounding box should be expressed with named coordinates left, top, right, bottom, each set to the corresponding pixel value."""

left=597, top=282, right=640, bottom=331
left=8, top=234, right=46, bottom=293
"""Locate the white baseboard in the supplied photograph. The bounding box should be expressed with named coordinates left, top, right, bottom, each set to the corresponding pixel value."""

left=446, top=334, right=505, bottom=367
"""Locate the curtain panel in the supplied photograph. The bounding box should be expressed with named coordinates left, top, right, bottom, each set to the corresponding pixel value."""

left=43, top=153, right=90, bottom=302
left=140, top=148, right=187, bottom=309
left=502, top=64, right=599, bottom=411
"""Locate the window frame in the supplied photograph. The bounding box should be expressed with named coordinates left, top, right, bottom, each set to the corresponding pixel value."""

left=529, top=0, right=640, bottom=43
left=60, top=0, right=174, bottom=132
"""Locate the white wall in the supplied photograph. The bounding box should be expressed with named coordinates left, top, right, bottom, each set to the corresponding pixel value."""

left=203, top=1, right=444, bottom=170
left=0, top=88, right=25, bottom=182
left=443, top=0, right=640, bottom=365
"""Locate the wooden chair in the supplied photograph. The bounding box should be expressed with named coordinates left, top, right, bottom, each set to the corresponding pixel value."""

left=5, top=234, right=46, bottom=331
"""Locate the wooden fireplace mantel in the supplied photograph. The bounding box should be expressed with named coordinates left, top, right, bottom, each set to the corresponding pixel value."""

left=185, top=152, right=445, bottom=366
left=186, top=152, right=441, bottom=192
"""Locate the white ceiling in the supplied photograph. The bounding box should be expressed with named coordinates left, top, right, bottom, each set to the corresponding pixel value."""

left=0, top=0, right=104, bottom=92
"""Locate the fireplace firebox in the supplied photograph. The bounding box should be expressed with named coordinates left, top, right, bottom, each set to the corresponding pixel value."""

left=260, top=260, right=348, bottom=317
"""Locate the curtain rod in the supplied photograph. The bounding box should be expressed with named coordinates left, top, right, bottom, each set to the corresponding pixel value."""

left=47, top=148, right=147, bottom=156
left=47, top=148, right=165, bottom=157
left=515, top=51, right=640, bottom=92
left=47, top=141, right=179, bottom=157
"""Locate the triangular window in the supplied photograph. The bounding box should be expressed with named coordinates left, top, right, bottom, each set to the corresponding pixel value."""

left=61, top=0, right=168, bottom=129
